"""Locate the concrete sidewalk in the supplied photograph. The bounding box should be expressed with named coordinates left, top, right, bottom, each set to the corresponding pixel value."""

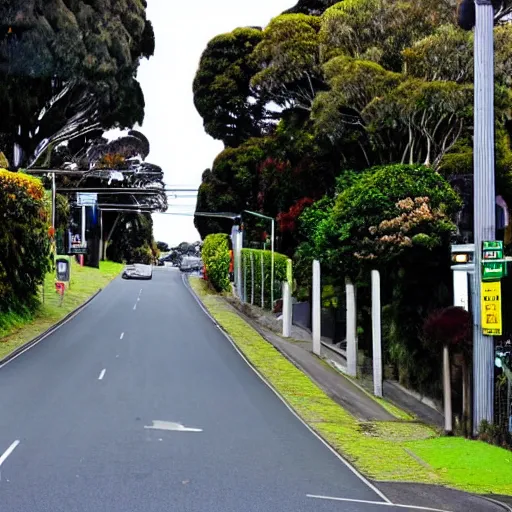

left=227, top=297, right=444, bottom=427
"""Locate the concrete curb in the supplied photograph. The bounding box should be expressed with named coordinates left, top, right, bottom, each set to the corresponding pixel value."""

left=0, top=289, right=102, bottom=369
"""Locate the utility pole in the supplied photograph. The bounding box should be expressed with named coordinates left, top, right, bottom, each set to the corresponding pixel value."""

left=472, top=0, right=496, bottom=433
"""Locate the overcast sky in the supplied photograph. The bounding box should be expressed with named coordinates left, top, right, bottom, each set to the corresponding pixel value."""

left=135, top=0, right=292, bottom=247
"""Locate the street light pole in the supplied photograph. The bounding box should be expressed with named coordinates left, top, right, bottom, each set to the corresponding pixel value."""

left=472, top=0, right=496, bottom=433
left=271, top=218, right=275, bottom=309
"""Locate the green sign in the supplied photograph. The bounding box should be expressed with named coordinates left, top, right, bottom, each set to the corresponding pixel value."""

left=482, top=241, right=507, bottom=281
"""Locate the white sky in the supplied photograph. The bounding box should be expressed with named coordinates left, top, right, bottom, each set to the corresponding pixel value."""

left=135, top=0, right=292, bottom=247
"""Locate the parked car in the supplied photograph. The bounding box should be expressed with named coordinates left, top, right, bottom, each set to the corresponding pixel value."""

left=179, top=256, right=202, bottom=273
left=122, top=264, right=153, bottom=280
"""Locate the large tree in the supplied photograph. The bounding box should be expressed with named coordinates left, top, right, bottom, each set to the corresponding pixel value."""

left=0, top=0, right=155, bottom=168
left=193, top=27, right=268, bottom=147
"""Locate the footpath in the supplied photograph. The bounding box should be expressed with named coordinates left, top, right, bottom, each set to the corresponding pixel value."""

left=189, top=280, right=512, bottom=512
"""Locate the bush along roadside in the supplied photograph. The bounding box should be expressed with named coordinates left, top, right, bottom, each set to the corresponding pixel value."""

left=189, top=276, right=512, bottom=496
left=241, top=248, right=290, bottom=309
left=0, top=169, right=52, bottom=329
left=202, top=233, right=231, bottom=292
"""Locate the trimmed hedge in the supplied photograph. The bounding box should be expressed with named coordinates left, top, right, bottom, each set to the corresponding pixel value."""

left=202, top=233, right=231, bottom=291
left=241, top=248, right=290, bottom=308
left=0, top=169, right=51, bottom=314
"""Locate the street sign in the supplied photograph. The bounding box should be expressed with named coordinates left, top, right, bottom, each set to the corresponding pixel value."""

left=482, top=240, right=507, bottom=281
left=481, top=280, right=502, bottom=336
left=77, top=192, right=97, bottom=207
left=69, top=234, right=88, bottom=255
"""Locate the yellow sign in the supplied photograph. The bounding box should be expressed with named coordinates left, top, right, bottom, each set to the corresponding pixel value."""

left=481, top=281, right=502, bottom=336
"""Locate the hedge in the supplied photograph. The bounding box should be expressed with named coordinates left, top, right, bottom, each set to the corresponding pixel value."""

left=0, top=169, right=51, bottom=314
left=241, top=248, right=290, bottom=309
left=202, top=233, right=231, bottom=291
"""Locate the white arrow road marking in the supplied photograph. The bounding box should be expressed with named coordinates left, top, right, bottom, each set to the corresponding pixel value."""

left=144, top=421, right=203, bottom=432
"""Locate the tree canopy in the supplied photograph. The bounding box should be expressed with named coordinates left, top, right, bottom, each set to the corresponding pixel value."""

left=0, top=0, right=155, bottom=167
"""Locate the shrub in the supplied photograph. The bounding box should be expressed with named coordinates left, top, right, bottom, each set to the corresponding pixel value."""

left=0, top=169, right=51, bottom=313
left=241, top=248, right=290, bottom=308
left=202, top=233, right=231, bottom=291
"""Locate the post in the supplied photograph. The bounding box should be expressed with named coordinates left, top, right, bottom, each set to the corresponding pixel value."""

left=81, top=205, right=86, bottom=242
left=372, top=270, right=383, bottom=397
left=261, top=251, right=265, bottom=308
left=251, top=251, right=255, bottom=305
left=312, top=260, right=321, bottom=356
left=453, top=271, right=469, bottom=311
left=243, top=254, right=247, bottom=303
left=282, top=281, right=292, bottom=338
left=271, top=218, right=275, bottom=310
left=443, top=345, right=453, bottom=434
left=51, top=172, right=56, bottom=231
left=99, top=209, right=104, bottom=262
left=236, top=230, right=243, bottom=300
left=346, top=279, right=357, bottom=378
left=473, top=0, right=496, bottom=433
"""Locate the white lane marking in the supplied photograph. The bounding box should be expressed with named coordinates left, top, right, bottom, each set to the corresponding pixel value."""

left=120, top=332, right=124, bottom=340
left=306, top=495, right=452, bottom=512
left=182, top=274, right=391, bottom=504
left=0, top=441, right=20, bottom=468
left=98, top=369, right=106, bottom=380
left=139, top=289, right=143, bottom=296
left=137, top=297, right=140, bottom=302
left=133, top=303, right=137, bottom=311
left=144, top=420, right=203, bottom=433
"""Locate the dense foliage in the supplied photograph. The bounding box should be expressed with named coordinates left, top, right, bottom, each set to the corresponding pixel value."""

left=202, top=234, right=231, bottom=292
left=106, top=213, right=157, bottom=265
left=0, top=0, right=155, bottom=168
left=193, top=0, right=512, bottom=398
left=0, top=169, right=51, bottom=314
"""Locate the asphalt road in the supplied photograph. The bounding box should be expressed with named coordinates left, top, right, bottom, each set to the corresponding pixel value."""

left=0, top=268, right=448, bottom=512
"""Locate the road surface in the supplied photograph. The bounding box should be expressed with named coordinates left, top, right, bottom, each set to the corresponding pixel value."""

left=0, top=268, right=444, bottom=512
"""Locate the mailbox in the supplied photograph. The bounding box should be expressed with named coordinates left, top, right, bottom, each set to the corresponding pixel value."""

left=55, top=255, right=71, bottom=284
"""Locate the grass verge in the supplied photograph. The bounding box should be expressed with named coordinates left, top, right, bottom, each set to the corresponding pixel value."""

left=0, top=261, right=123, bottom=360
left=190, top=277, right=512, bottom=496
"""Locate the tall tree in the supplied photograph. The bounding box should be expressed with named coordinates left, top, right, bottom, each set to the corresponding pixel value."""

left=193, top=27, right=267, bottom=147
left=0, top=0, right=155, bottom=168
left=251, top=13, right=325, bottom=111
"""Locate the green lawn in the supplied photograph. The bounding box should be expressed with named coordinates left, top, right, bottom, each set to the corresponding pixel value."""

left=0, top=261, right=123, bottom=360
left=190, top=277, right=512, bottom=496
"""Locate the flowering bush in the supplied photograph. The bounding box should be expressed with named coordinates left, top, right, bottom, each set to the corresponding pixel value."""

left=0, top=169, right=51, bottom=313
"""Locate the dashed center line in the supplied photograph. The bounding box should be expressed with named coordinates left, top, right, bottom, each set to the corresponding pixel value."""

left=0, top=440, right=20, bottom=468
left=133, top=303, right=137, bottom=311
left=98, top=369, right=106, bottom=380
left=120, top=332, right=124, bottom=340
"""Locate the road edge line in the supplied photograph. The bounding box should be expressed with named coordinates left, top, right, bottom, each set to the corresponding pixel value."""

left=182, top=274, right=392, bottom=505
left=0, top=289, right=102, bottom=369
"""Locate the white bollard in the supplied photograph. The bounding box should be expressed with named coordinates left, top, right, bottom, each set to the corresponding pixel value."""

left=312, top=260, right=321, bottom=356
left=346, top=279, right=357, bottom=377
left=371, top=270, right=383, bottom=397
left=282, top=282, right=292, bottom=338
